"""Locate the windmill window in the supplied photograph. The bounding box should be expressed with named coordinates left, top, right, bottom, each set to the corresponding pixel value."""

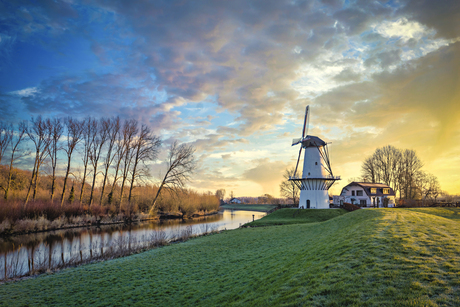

left=315, top=162, right=318, bottom=165
left=308, top=172, right=310, bottom=176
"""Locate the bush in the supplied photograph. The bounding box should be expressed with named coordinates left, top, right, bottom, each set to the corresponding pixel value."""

left=343, top=202, right=361, bottom=211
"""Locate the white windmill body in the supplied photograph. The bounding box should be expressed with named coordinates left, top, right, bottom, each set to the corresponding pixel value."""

left=289, top=106, right=340, bottom=209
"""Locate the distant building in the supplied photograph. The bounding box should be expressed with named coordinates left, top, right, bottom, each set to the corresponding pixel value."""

left=334, top=182, right=396, bottom=208
left=229, top=198, right=242, bottom=204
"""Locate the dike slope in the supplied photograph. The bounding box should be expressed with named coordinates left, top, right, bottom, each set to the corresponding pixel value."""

left=1, top=208, right=460, bottom=306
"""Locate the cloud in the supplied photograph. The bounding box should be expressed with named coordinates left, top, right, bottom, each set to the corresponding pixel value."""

left=2, top=0, right=460, bottom=197
left=332, top=68, right=362, bottom=82
left=374, top=18, right=428, bottom=42
left=221, top=154, right=232, bottom=160
left=399, top=0, right=460, bottom=39
left=242, top=158, right=289, bottom=194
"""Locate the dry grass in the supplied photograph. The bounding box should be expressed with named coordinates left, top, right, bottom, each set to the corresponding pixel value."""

left=0, top=184, right=220, bottom=235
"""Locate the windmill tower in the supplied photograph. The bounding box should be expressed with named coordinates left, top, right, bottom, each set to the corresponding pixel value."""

left=289, top=106, right=340, bottom=209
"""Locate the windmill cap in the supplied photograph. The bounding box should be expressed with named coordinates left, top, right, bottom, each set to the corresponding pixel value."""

left=302, top=135, right=326, bottom=147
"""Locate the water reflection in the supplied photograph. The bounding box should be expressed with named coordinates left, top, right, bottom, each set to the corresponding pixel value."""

left=0, top=210, right=265, bottom=279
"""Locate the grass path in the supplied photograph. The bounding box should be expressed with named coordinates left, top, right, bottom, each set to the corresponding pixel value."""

left=2, top=208, right=460, bottom=306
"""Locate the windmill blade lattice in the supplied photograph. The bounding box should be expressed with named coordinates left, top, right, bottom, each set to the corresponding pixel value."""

left=293, top=106, right=310, bottom=177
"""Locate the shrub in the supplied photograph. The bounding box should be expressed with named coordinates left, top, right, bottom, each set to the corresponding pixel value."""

left=64, top=202, right=84, bottom=218
left=343, top=202, right=361, bottom=211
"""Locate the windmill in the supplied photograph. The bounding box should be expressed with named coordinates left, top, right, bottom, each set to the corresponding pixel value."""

left=289, top=106, right=341, bottom=209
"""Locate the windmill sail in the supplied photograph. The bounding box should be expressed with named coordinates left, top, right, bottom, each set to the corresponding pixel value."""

left=302, top=105, right=309, bottom=138
left=292, top=138, right=302, bottom=146
left=293, top=106, right=310, bottom=177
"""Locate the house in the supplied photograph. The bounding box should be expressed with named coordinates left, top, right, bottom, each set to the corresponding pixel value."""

left=229, top=198, right=242, bottom=204
left=334, top=182, right=396, bottom=208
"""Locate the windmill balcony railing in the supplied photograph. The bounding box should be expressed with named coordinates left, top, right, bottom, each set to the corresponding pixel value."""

left=289, top=175, right=341, bottom=180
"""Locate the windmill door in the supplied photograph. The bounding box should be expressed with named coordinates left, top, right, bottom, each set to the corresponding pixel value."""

left=306, top=200, right=310, bottom=209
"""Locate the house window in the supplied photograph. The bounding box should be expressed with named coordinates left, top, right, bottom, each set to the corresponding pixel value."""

left=352, top=191, right=355, bottom=196
left=383, top=188, right=390, bottom=194
left=360, top=200, right=367, bottom=206
left=357, top=190, right=363, bottom=196
left=371, top=188, right=377, bottom=194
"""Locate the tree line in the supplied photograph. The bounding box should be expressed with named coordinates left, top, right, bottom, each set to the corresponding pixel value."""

left=361, top=145, right=442, bottom=201
left=0, top=116, right=200, bottom=213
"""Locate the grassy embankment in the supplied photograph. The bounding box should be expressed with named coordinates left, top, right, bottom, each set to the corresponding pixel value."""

left=246, top=208, right=348, bottom=226
left=220, top=204, right=278, bottom=212
left=2, top=208, right=460, bottom=306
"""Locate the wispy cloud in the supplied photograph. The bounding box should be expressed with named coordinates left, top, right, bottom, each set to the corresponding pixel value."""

left=1, top=0, right=459, bottom=196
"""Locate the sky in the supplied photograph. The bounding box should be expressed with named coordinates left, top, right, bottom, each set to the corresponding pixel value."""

left=0, top=0, right=459, bottom=198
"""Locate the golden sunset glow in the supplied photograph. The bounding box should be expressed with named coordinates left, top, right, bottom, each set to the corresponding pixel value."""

left=1, top=1, right=459, bottom=198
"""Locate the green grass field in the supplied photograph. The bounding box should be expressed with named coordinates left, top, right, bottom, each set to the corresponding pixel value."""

left=220, top=204, right=278, bottom=212
left=2, top=208, right=460, bottom=306
left=246, top=208, right=348, bottom=226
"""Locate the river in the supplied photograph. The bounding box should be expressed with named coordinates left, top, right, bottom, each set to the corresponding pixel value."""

left=0, top=209, right=266, bottom=280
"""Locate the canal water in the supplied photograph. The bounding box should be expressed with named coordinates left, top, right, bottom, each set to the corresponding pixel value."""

left=0, top=210, right=266, bottom=279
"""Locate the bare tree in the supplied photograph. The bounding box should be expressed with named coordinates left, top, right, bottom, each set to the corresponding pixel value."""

left=25, top=116, right=52, bottom=204
left=79, top=117, right=97, bottom=204
left=399, top=149, right=423, bottom=200
left=215, top=189, right=226, bottom=203
left=61, top=117, right=83, bottom=206
left=88, top=118, right=110, bottom=206
left=428, top=174, right=442, bottom=202
left=279, top=167, right=299, bottom=205
left=99, top=117, right=120, bottom=205
left=417, top=172, right=441, bottom=202
left=361, top=156, right=377, bottom=183
left=128, top=124, right=161, bottom=203
left=361, top=146, right=425, bottom=200
left=0, top=121, right=12, bottom=165
left=46, top=118, right=63, bottom=200
left=107, top=119, right=128, bottom=204
left=361, top=145, right=402, bottom=194
left=1, top=122, right=27, bottom=200
left=149, top=141, right=196, bottom=215
left=118, top=119, right=138, bottom=204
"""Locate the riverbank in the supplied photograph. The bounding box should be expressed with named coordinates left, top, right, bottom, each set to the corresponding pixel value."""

left=220, top=204, right=278, bottom=212
left=0, top=210, right=220, bottom=237
left=3, top=208, right=460, bottom=305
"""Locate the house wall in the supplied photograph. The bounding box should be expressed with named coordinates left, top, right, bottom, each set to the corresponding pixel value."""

left=339, top=185, right=396, bottom=207
left=340, top=186, right=371, bottom=206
